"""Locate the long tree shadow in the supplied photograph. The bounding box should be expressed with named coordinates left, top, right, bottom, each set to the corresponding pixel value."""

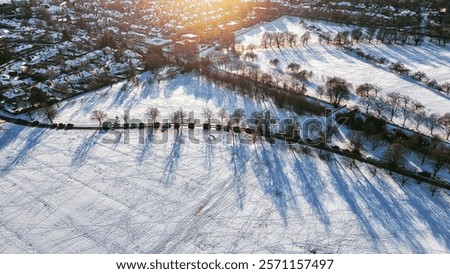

left=290, top=149, right=331, bottom=226
left=325, top=157, right=382, bottom=252
left=187, top=75, right=214, bottom=102
left=137, top=128, right=154, bottom=165
left=284, top=46, right=308, bottom=65
left=0, top=124, right=25, bottom=152
left=402, top=183, right=450, bottom=251
left=161, top=131, right=184, bottom=187
left=71, top=131, right=99, bottom=166
left=228, top=133, right=249, bottom=209
left=252, top=141, right=300, bottom=225
left=77, top=86, right=113, bottom=114
left=140, top=78, right=160, bottom=100
left=361, top=43, right=450, bottom=68
left=354, top=168, right=427, bottom=253
left=342, top=48, right=450, bottom=102
left=110, top=83, right=132, bottom=108
left=182, top=75, right=241, bottom=112
left=0, top=127, right=46, bottom=178
left=203, top=134, right=214, bottom=172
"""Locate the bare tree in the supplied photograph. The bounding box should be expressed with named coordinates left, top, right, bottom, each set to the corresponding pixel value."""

left=412, top=100, right=425, bottom=112
left=217, top=108, right=228, bottom=124
left=316, top=85, right=325, bottom=99
left=44, top=104, right=57, bottom=123
left=360, top=83, right=381, bottom=98
left=427, top=113, right=441, bottom=135
left=324, top=77, right=352, bottom=107
left=202, top=107, right=213, bottom=124
left=286, top=32, right=298, bottom=47
left=413, top=71, right=428, bottom=82
left=359, top=96, right=372, bottom=114
left=390, top=62, right=411, bottom=75
left=400, top=104, right=414, bottom=126
left=414, top=110, right=427, bottom=130
left=300, top=31, right=311, bottom=46
left=147, top=107, right=160, bottom=123
left=123, top=112, right=129, bottom=124
left=231, top=108, right=245, bottom=125
left=383, top=143, right=407, bottom=168
left=430, top=146, right=450, bottom=177
left=400, top=95, right=411, bottom=108
left=91, top=110, right=107, bottom=126
left=351, top=28, right=364, bottom=43
left=386, top=91, right=402, bottom=122
left=334, top=31, right=350, bottom=46
left=274, top=32, right=285, bottom=48
left=398, top=175, right=409, bottom=187
left=373, top=97, right=387, bottom=118
left=439, top=113, right=450, bottom=140
left=356, top=83, right=376, bottom=97
left=417, top=146, right=432, bottom=166
left=318, top=32, right=332, bottom=45
left=172, top=108, right=186, bottom=124
left=261, top=32, right=274, bottom=48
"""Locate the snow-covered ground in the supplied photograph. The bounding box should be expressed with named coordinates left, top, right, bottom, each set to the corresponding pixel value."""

left=49, top=72, right=293, bottom=125
left=234, top=16, right=450, bottom=117
left=1, top=73, right=450, bottom=254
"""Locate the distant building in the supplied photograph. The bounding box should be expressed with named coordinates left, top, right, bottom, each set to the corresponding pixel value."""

left=173, top=39, right=197, bottom=55
left=145, top=37, right=172, bottom=48
left=180, top=33, right=199, bottom=43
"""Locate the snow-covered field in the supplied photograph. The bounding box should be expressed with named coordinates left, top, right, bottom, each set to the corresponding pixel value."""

left=49, top=72, right=292, bottom=125
left=1, top=73, right=450, bottom=254
left=234, top=16, right=450, bottom=116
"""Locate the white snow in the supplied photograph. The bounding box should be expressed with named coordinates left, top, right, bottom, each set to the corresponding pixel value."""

left=234, top=16, right=450, bottom=116
left=1, top=72, right=450, bottom=254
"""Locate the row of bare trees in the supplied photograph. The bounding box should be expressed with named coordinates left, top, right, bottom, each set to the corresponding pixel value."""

left=259, top=31, right=311, bottom=49
left=383, top=138, right=450, bottom=178
left=390, top=62, right=450, bottom=96
left=355, top=85, right=450, bottom=139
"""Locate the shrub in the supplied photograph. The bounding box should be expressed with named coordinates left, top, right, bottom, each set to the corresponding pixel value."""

left=427, top=79, right=438, bottom=89
left=390, top=62, right=410, bottom=75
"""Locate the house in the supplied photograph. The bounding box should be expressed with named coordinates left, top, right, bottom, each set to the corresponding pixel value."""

left=48, top=32, right=62, bottom=43
left=2, top=87, right=27, bottom=103
left=79, top=71, right=93, bottom=81
left=145, top=37, right=172, bottom=48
